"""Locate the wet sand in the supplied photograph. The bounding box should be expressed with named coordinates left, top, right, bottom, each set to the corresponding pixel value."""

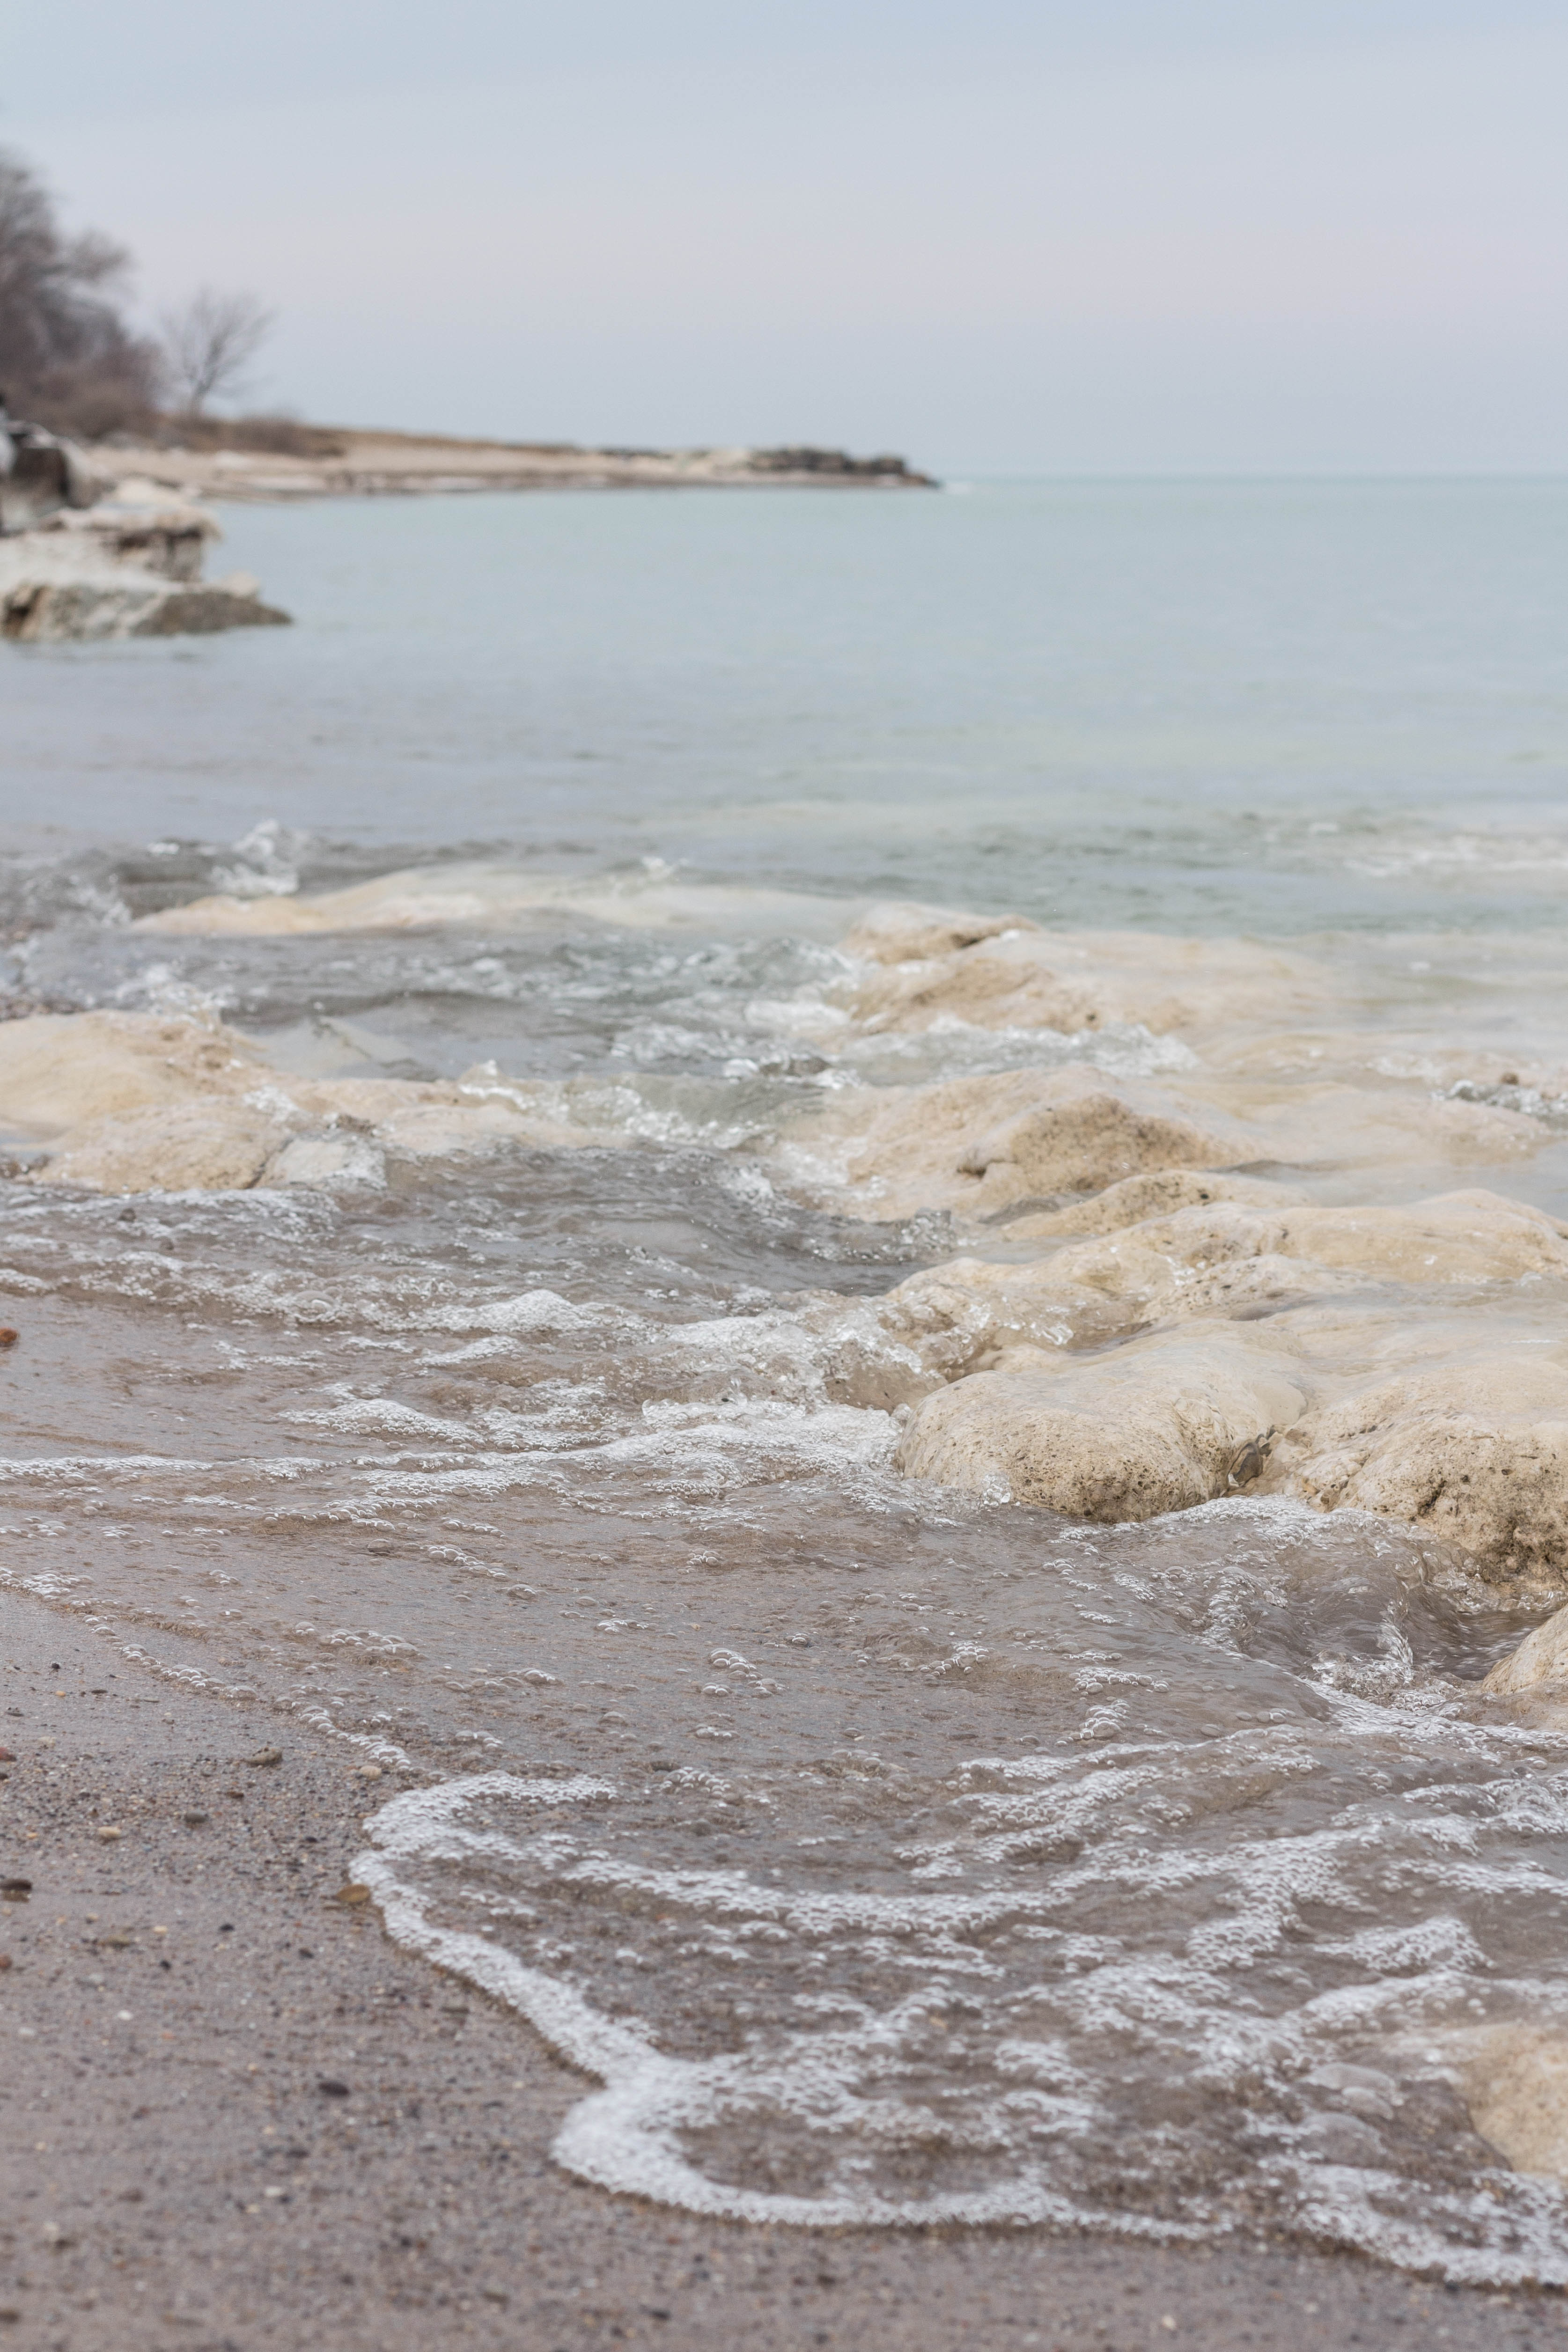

left=3, top=1595, right=1563, bottom=2351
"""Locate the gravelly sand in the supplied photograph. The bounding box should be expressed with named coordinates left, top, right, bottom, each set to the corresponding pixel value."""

left=2, top=1595, right=1564, bottom=2352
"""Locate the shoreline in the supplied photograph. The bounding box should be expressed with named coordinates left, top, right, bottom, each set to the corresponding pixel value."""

left=75, top=431, right=940, bottom=506
left=1, top=1589, right=1558, bottom=2351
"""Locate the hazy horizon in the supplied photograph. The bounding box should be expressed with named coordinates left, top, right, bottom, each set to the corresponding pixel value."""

left=5, top=0, right=1566, bottom=476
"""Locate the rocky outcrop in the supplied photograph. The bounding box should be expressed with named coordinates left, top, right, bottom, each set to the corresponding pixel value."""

left=824, top=901, right=1332, bottom=1042
left=0, top=410, right=109, bottom=531
left=880, top=1187, right=1568, bottom=1584
left=0, top=458, right=290, bottom=641
left=2, top=565, right=290, bottom=642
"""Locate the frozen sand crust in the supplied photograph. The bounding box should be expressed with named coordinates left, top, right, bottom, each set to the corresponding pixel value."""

left=1481, top=1597, right=1568, bottom=1697
left=1009, top=1167, right=1313, bottom=1236
left=887, top=1194, right=1568, bottom=1585
left=1269, top=1356, right=1568, bottom=1589
left=895, top=1321, right=1306, bottom=1520
left=831, top=901, right=1335, bottom=1040
left=877, top=1191, right=1568, bottom=1372
left=5, top=946, right=1565, bottom=1610
left=132, top=878, right=1323, bottom=1044
left=791, top=1073, right=1541, bottom=1224
left=1452, top=2030, right=1568, bottom=2188
left=135, top=861, right=862, bottom=940
left=782, top=1065, right=1249, bottom=1221
left=897, top=1323, right=1568, bottom=1582
left=0, top=1008, right=639, bottom=1192
left=0, top=1009, right=270, bottom=1135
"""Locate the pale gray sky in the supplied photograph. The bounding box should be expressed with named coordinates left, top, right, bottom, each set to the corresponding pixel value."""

left=5, top=0, right=1565, bottom=470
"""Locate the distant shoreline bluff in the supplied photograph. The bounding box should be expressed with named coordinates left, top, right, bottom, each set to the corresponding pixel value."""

left=0, top=420, right=937, bottom=641
left=83, top=427, right=942, bottom=502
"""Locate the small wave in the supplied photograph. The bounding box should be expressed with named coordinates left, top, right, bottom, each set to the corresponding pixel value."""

left=358, top=1765, right=1568, bottom=2277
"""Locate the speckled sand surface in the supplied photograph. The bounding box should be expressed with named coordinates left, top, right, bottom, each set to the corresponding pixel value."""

left=2, top=1598, right=1563, bottom=2352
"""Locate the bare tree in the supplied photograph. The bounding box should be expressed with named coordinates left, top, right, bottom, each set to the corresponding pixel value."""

left=159, top=287, right=275, bottom=419
left=0, top=145, right=161, bottom=434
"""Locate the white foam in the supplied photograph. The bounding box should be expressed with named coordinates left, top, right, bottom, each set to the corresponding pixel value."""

left=355, top=1763, right=1568, bottom=2275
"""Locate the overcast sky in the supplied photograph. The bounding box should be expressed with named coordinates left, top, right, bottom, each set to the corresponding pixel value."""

left=5, top=0, right=1565, bottom=471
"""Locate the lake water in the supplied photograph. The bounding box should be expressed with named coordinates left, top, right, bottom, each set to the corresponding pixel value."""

left=4, top=477, right=1568, bottom=2279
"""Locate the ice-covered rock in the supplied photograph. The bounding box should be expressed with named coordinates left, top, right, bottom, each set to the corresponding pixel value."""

left=895, top=1319, right=1306, bottom=1519
left=0, top=466, right=289, bottom=641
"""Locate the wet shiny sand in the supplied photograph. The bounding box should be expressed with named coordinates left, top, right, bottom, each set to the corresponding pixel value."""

left=4, top=1599, right=1564, bottom=2352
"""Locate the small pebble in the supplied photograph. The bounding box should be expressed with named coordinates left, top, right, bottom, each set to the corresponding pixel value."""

left=333, top=1883, right=373, bottom=1908
left=0, top=1329, right=17, bottom=1349
left=245, top=1748, right=283, bottom=1769
left=97, top=1827, right=123, bottom=1843
left=0, top=1952, right=12, bottom=1971
left=183, top=1811, right=210, bottom=1828
left=319, top=2077, right=350, bottom=2097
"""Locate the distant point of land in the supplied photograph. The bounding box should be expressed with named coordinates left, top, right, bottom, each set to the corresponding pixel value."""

left=85, top=417, right=941, bottom=500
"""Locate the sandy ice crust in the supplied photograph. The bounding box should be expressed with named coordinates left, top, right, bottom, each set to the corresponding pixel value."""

left=7, top=882, right=1568, bottom=2279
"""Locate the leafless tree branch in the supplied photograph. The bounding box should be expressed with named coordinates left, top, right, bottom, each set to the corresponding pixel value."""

left=159, top=287, right=276, bottom=419
left=0, top=145, right=161, bottom=434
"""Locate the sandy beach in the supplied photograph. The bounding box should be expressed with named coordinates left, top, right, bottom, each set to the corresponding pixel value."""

left=3, top=1591, right=1564, bottom=2351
